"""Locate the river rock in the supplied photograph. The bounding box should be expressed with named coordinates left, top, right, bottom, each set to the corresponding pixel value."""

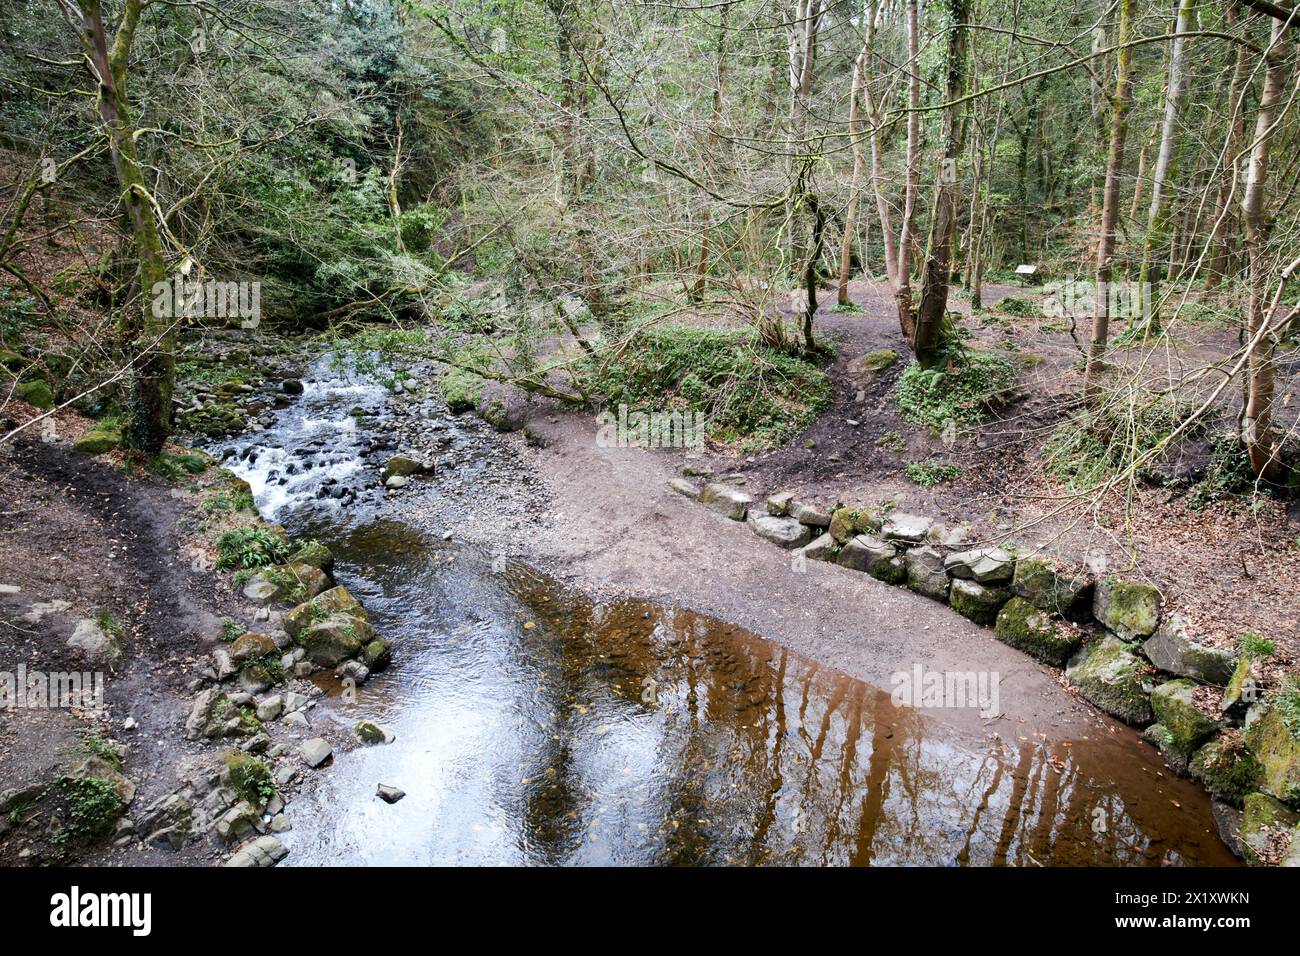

left=1011, top=557, right=1093, bottom=621
left=794, top=532, right=837, bottom=563
left=377, top=784, right=406, bottom=804
left=255, top=694, right=283, bottom=722
left=1243, top=700, right=1300, bottom=803
left=994, top=597, right=1082, bottom=666
left=828, top=505, right=881, bottom=544
left=224, top=835, right=288, bottom=868
left=214, top=800, right=262, bottom=843
left=904, top=546, right=950, bottom=601
left=1221, top=653, right=1265, bottom=716
left=288, top=541, right=334, bottom=575
left=788, top=501, right=831, bottom=528
left=1190, top=734, right=1263, bottom=807
left=1239, top=793, right=1299, bottom=866
left=230, top=631, right=277, bottom=665
left=361, top=637, right=393, bottom=671
left=667, top=478, right=700, bottom=499
left=356, top=720, right=395, bottom=745
left=284, top=586, right=367, bottom=640
left=882, top=512, right=932, bottom=544
left=747, top=513, right=812, bottom=549
left=382, top=454, right=423, bottom=480
left=299, top=615, right=375, bottom=667
left=944, top=548, right=1014, bottom=585
left=63, top=755, right=135, bottom=808
left=1065, top=635, right=1155, bottom=726
left=949, top=578, right=1010, bottom=626
left=1150, top=679, right=1221, bottom=757
left=698, top=483, right=751, bottom=520
left=766, top=492, right=795, bottom=516
left=299, top=738, right=332, bottom=768
left=67, top=618, right=122, bottom=665
left=1143, top=613, right=1236, bottom=685
left=1093, top=578, right=1161, bottom=640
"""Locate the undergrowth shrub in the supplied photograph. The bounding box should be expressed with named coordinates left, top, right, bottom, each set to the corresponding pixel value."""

left=574, top=324, right=833, bottom=450
left=216, top=526, right=290, bottom=571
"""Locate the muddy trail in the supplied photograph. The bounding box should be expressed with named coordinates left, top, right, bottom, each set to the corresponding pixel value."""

left=210, top=356, right=1237, bottom=866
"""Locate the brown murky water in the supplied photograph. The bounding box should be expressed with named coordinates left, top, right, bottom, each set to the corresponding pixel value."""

left=283, top=520, right=1236, bottom=866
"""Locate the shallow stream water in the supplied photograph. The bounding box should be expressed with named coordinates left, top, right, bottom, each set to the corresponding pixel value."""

left=214, top=358, right=1237, bottom=866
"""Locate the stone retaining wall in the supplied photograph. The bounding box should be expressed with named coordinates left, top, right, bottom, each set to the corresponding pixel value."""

left=671, top=476, right=1300, bottom=866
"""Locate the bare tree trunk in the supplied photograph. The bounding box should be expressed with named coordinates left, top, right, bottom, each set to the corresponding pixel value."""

left=894, top=0, right=922, bottom=340
left=1135, top=0, right=1193, bottom=335
left=836, top=27, right=870, bottom=307
left=692, top=2, right=731, bottom=302
left=913, top=0, right=970, bottom=366
left=1206, top=5, right=1251, bottom=289
left=1241, top=19, right=1289, bottom=482
left=1083, top=0, right=1134, bottom=402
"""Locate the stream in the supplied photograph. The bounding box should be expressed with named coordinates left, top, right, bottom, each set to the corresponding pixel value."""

left=212, top=357, right=1238, bottom=866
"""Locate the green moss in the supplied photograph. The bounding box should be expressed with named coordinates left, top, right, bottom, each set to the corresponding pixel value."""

left=855, top=348, right=898, bottom=371
left=222, top=751, right=275, bottom=806
left=1150, top=679, right=1219, bottom=755
left=828, top=506, right=882, bottom=543
left=58, top=776, right=125, bottom=840
left=896, top=350, right=1016, bottom=432
left=1190, top=734, right=1263, bottom=807
left=15, top=379, right=53, bottom=408
left=73, top=429, right=121, bottom=455
left=905, top=461, right=961, bottom=487
left=1244, top=695, right=1300, bottom=804
left=573, top=324, right=833, bottom=451
left=437, top=367, right=482, bottom=413
left=1065, top=635, right=1155, bottom=726
left=993, top=596, right=1082, bottom=666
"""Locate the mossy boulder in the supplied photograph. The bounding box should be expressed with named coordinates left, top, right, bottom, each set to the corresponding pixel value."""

left=73, top=429, right=121, bottom=455
left=1239, top=792, right=1299, bottom=866
left=1065, top=635, right=1155, bottom=726
left=355, top=720, right=395, bottom=745
left=15, top=379, right=53, bottom=409
left=905, top=546, right=950, bottom=601
left=284, top=585, right=366, bottom=640
left=382, top=454, right=423, bottom=480
left=1142, top=613, right=1236, bottom=685
left=299, top=615, right=375, bottom=667
left=993, top=596, right=1082, bottom=666
left=698, top=483, right=751, bottom=521
left=847, top=348, right=898, bottom=381
left=949, top=578, right=1011, bottom=626
left=1010, top=557, right=1093, bottom=621
left=288, top=541, right=334, bottom=575
left=361, top=637, right=392, bottom=671
left=1150, top=679, right=1221, bottom=756
left=1143, top=723, right=1192, bottom=776
left=1093, top=578, right=1161, bottom=640
left=828, top=506, right=882, bottom=543
left=242, top=563, right=329, bottom=605
left=220, top=750, right=274, bottom=808
left=1221, top=653, right=1265, bottom=716
left=1190, top=734, right=1263, bottom=807
left=229, top=631, right=278, bottom=665
left=1242, top=697, right=1300, bottom=804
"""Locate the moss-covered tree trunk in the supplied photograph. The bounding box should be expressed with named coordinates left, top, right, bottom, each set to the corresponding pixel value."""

left=76, top=0, right=173, bottom=452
